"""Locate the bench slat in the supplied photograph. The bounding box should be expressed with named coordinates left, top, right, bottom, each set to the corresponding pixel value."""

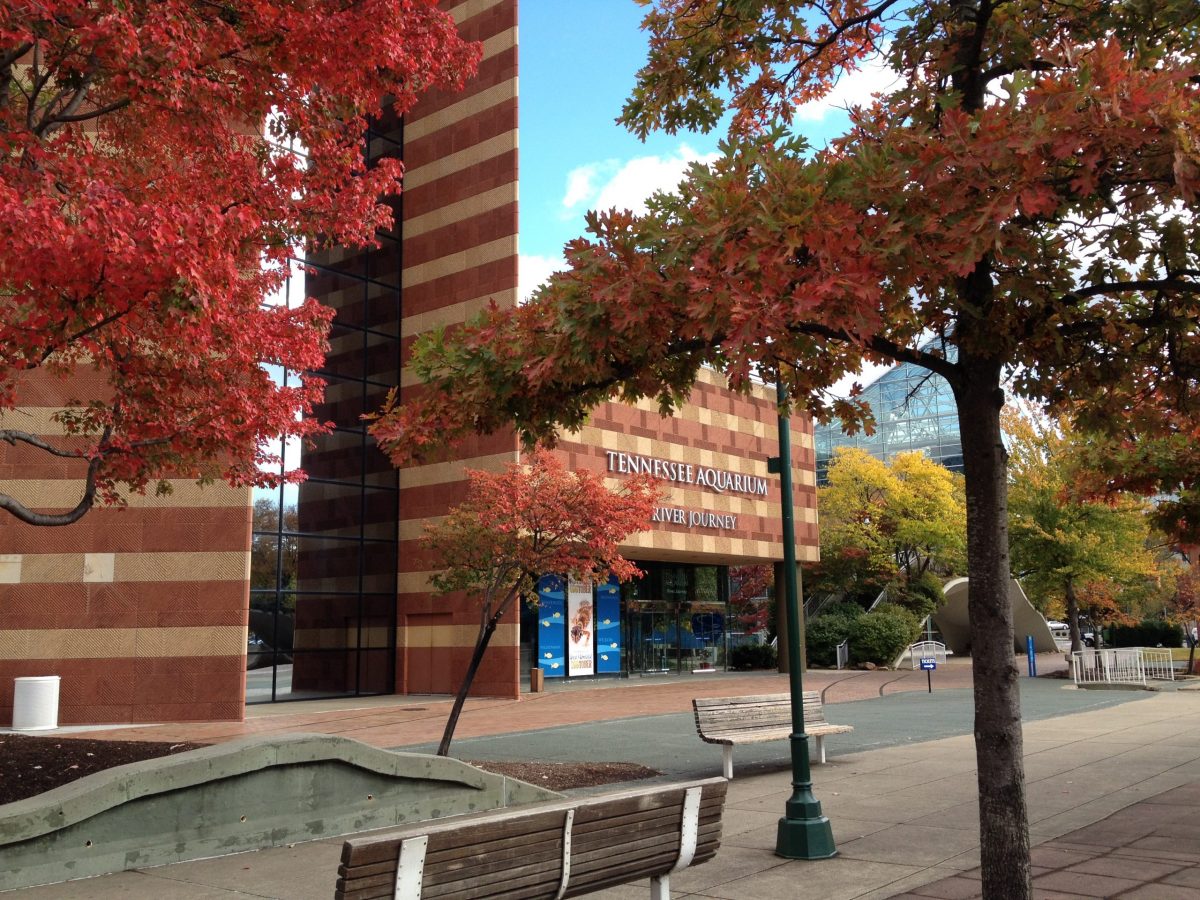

left=422, top=845, right=563, bottom=888
left=693, top=692, right=853, bottom=777
left=342, top=810, right=565, bottom=867
left=336, top=778, right=726, bottom=900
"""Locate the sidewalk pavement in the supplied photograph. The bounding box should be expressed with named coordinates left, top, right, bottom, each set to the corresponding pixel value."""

left=55, top=655, right=1054, bottom=750
left=12, top=665, right=1200, bottom=899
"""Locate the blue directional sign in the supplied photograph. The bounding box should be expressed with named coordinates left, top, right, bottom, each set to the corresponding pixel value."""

left=919, top=658, right=937, bottom=671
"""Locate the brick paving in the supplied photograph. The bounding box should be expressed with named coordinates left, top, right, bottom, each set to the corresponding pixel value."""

left=10, top=661, right=1200, bottom=900
left=63, top=655, right=1024, bottom=749
left=889, top=783, right=1200, bottom=899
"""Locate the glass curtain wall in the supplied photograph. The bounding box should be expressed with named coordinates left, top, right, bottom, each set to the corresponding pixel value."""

left=814, top=340, right=962, bottom=484
left=247, top=116, right=402, bottom=703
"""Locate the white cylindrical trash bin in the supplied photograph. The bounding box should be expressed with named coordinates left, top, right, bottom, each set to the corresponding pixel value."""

left=12, top=676, right=60, bottom=731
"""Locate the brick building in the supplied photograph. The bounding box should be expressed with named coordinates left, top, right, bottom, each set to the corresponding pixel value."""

left=0, top=0, right=818, bottom=725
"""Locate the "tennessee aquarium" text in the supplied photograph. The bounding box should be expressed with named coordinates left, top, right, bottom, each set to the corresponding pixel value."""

left=605, top=451, right=768, bottom=496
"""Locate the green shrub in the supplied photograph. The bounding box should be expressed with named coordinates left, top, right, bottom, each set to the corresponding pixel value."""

left=846, top=583, right=887, bottom=607
left=848, top=605, right=922, bottom=665
left=819, top=600, right=868, bottom=621
left=730, top=643, right=778, bottom=670
left=1109, top=619, right=1184, bottom=648
left=805, top=617, right=854, bottom=667
left=889, top=572, right=945, bottom=620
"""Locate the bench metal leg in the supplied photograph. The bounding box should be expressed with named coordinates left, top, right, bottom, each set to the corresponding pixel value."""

left=650, top=874, right=670, bottom=900
left=814, top=735, right=826, bottom=764
left=722, top=745, right=733, bottom=780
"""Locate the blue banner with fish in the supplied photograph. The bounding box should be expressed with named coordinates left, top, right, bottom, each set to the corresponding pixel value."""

left=536, top=574, right=566, bottom=677
left=595, top=575, right=622, bottom=673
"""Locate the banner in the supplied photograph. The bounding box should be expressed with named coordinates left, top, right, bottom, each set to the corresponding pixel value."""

left=567, top=577, right=595, bottom=676
left=536, top=574, right=565, bottom=677
left=595, top=575, right=622, bottom=673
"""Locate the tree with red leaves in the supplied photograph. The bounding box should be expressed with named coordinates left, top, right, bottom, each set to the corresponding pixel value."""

left=422, top=448, right=660, bottom=756
left=0, top=1, right=479, bottom=525
left=374, top=4, right=1200, bottom=894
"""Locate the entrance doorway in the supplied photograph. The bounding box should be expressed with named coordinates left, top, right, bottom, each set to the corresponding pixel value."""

left=627, top=601, right=672, bottom=673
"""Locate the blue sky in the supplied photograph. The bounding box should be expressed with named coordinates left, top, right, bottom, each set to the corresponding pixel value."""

left=517, top=1, right=897, bottom=302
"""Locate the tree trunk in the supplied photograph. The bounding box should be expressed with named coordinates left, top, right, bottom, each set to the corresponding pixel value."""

left=955, top=360, right=1031, bottom=900
left=1189, top=618, right=1197, bottom=675
left=436, top=615, right=497, bottom=757
left=437, top=589, right=518, bottom=757
left=1065, top=577, right=1083, bottom=654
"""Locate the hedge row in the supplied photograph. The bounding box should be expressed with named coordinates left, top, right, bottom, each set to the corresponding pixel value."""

left=729, top=643, right=778, bottom=670
left=1107, top=619, right=1184, bottom=649
left=806, top=602, right=922, bottom=667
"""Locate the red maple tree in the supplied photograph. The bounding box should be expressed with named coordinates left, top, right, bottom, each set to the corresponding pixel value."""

left=374, top=3, right=1200, bottom=895
left=421, top=448, right=660, bottom=756
left=0, top=1, right=480, bottom=524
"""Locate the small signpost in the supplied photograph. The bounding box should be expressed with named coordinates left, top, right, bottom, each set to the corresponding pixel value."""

left=920, top=657, right=936, bottom=693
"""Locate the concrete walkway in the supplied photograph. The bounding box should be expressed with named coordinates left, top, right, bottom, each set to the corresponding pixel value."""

left=10, top=667, right=1200, bottom=898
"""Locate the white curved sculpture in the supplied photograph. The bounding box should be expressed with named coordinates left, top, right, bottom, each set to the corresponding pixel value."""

left=931, top=577, right=1058, bottom=655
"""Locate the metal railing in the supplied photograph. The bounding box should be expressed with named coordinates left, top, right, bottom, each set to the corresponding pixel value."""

left=1141, top=648, right=1177, bottom=682
left=907, top=640, right=947, bottom=669
left=1069, top=647, right=1178, bottom=686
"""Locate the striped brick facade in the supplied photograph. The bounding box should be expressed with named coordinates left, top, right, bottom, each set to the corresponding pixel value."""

left=1, top=0, right=821, bottom=720
left=393, top=0, right=820, bottom=699
left=556, top=369, right=819, bottom=567
left=0, top=375, right=250, bottom=724
left=396, top=0, right=522, bottom=699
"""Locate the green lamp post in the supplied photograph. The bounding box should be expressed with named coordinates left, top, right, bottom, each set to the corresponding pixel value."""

left=769, top=376, right=837, bottom=859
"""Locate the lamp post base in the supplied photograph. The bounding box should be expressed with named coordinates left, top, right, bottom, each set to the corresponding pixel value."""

left=776, top=814, right=838, bottom=859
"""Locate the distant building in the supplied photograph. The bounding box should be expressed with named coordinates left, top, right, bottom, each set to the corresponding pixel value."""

left=814, top=342, right=962, bottom=483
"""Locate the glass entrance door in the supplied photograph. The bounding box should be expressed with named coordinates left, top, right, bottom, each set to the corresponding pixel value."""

left=627, top=601, right=672, bottom=674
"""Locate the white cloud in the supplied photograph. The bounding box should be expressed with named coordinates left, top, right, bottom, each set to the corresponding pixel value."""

left=519, top=253, right=564, bottom=303
left=562, top=144, right=720, bottom=217
left=794, top=54, right=900, bottom=123
left=831, top=361, right=893, bottom=398
left=562, top=162, right=605, bottom=209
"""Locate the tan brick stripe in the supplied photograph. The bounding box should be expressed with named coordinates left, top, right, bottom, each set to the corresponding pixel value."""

left=4, top=551, right=248, bottom=584
left=396, top=622, right=517, bottom=647
left=407, top=44, right=516, bottom=120
left=401, top=234, right=517, bottom=290
left=399, top=516, right=445, bottom=541
left=403, top=201, right=517, bottom=269
left=402, top=95, right=517, bottom=173
left=403, top=184, right=517, bottom=240
left=398, top=451, right=517, bottom=488
left=402, top=134, right=517, bottom=191
left=0, top=626, right=246, bottom=660
left=0, top=407, right=73, bottom=435
left=446, top=0, right=510, bottom=26
left=404, top=79, right=516, bottom=143
left=400, top=294, right=505, bottom=342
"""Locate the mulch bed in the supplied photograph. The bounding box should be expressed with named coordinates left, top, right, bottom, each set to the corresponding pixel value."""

left=465, top=759, right=660, bottom=791
left=0, top=734, right=206, bottom=805
left=0, top=734, right=660, bottom=806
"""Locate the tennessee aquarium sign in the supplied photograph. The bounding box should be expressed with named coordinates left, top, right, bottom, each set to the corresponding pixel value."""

left=604, top=450, right=768, bottom=532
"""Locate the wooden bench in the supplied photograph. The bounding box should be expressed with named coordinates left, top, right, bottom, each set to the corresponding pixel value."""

left=693, top=691, right=853, bottom=779
left=335, top=776, right=727, bottom=899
